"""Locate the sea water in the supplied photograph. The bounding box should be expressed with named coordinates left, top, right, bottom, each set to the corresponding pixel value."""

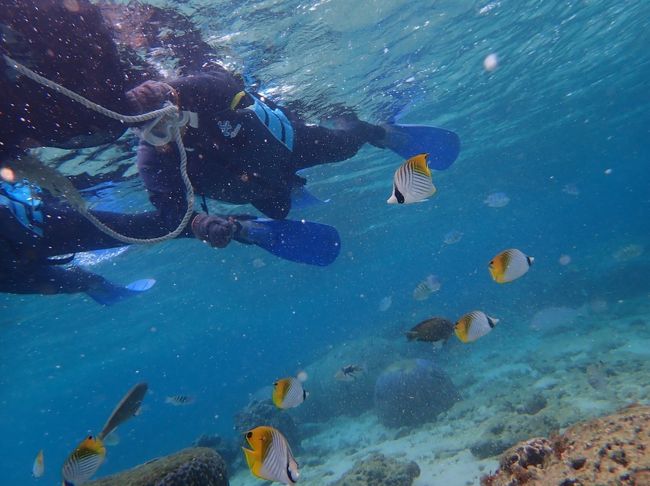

left=1, top=1, right=649, bottom=485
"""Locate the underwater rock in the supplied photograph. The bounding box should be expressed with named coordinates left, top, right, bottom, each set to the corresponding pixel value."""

left=233, top=398, right=301, bottom=448
left=470, top=439, right=511, bottom=460
left=374, top=358, right=460, bottom=428
left=332, top=453, right=420, bottom=486
left=516, top=392, right=548, bottom=415
left=193, top=434, right=240, bottom=467
left=481, top=404, right=650, bottom=485
left=87, top=447, right=228, bottom=486
left=292, top=337, right=419, bottom=424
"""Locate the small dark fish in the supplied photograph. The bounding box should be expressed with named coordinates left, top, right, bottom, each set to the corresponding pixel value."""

left=406, top=317, right=455, bottom=343
left=335, top=364, right=364, bottom=382
left=98, top=382, right=148, bottom=440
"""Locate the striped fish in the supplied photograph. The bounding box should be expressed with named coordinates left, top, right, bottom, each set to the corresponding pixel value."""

left=243, top=426, right=299, bottom=484
left=454, top=311, right=500, bottom=343
left=61, top=436, right=106, bottom=486
left=165, top=395, right=195, bottom=406
left=489, top=248, right=534, bottom=283
left=387, top=153, right=436, bottom=204
left=272, top=377, right=307, bottom=409
left=412, top=274, right=441, bottom=301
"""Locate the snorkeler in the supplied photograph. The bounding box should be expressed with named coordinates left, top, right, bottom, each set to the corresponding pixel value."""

left=0, top=172, right=343, bottom=303
left=0, top=180, right=156, bottom=305
left=127, top=73, right=459, bottom=233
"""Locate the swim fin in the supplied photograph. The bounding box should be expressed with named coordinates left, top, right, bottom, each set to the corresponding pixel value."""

left=290, top=186, right=331, bottom=210
left=236, top=218, right=340, bottom=266
left=381, top=123, right=461, bottom=170
left=86, top=278, right=156, bottom=306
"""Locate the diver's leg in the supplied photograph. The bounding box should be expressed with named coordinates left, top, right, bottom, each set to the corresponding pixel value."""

left=291, top=121, right=385, bottom=170
left=0, top=262, right=152, bottom=305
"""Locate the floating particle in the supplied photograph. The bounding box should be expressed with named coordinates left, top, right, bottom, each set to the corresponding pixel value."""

left=483, top=53, right=499, bottom=71
left=378, top=295, right=392, bottom=312
left=484, top=192, right=510, bottom=208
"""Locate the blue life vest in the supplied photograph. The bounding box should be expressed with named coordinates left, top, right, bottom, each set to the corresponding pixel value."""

left=247, top=95, right=295, bottom=151
left=0, top=180, right=44, bottom=236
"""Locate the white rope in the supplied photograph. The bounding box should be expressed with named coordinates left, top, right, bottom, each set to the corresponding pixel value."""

left=3, top=54, right=195, bottom=244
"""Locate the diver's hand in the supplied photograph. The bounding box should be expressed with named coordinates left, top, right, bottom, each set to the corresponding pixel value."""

left=126, top=80, right=175, bottom=114
left=191, top=214, right=237, bottom=248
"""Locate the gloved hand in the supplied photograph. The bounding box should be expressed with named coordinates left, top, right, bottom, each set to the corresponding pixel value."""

left=126, top=80, right=175, bottom=114
left=191, top=214, right=238, bottom=248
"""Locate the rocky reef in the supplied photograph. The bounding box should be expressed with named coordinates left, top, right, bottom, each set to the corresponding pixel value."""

left=374, top=358, right=460, bottom=428
left=87, top=447, right=228, bottom=486
left=481, top=404, right=650, bottom=485
left=331, top=453, right=420, bottom=486
left=233, top=397, right=301, bottom=449
left=193, top=434, right=240, bottom=467
left=291, top=337, right=421, bottom=423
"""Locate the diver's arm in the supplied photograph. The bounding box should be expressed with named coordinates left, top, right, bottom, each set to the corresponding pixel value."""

left=136, top=141, right=191, bottom=231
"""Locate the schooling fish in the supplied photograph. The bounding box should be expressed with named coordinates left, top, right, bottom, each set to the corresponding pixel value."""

left=32, top=449, right=44, bottom=478
left=272, top=377, right=308, bottom=409
left=489, top=249, right=534, bottom=283
left=243, top=426, right=300, bottom=485
left=61, top=436, right=106, bottom=486
left=413, top=274, right=441, bottom=301
left=406, top=317, right=455, bottom=343
left=165, top=395, right=195, bottom=406
left=334, top=364, right=365, bottom=382
left=454, top=311, right=499, bottom=343
left=387, top=153, right=436, bottom=204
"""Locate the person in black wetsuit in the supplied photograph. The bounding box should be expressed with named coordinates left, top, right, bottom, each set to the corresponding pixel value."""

left=0, top=180, right=160, bottom=305
left=126, top=73, right=387, bottom=247
left=0, top=0, right=387, bottom=301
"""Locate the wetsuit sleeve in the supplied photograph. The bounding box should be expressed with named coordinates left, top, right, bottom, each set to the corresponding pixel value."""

left=34, top=202, right=191, bottom=256
left=136, top=141, right=192, bottom=232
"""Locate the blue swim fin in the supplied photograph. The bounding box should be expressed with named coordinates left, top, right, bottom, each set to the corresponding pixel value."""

left=290, top=186, right=331, bottom=210
left=382, top=123, right=461, bottom=170
left=86, top=278, right=156, bottom=306
left=236, top=219, right=340, bottom=266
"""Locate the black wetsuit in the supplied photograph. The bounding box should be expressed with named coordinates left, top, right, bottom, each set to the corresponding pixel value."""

left=138, top=72, right=383, bottom=220
left=0, top=181, right=180, bottom=298
left=0, top=0, right=135, bottom=160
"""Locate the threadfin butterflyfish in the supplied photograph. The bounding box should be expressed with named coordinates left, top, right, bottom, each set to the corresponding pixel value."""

left=242, top=426, right=299, bottom=484
left=489, top=249, right=534, bottom=283
left=61, top=435, right=105, bottom=486
left=272, top=377, right=307, bottom=409
left=32, top=449, right=44, bottom=478
left=454, top=311, right=499, bottom=343
left=387, top=153, right=436, bottom=204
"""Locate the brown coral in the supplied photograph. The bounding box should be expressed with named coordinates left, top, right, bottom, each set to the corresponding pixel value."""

left=87, top=447, right=228, bottom=486
left=331, top=453, right=420, bottom=486
left=481, top=404, right=650, bottom=486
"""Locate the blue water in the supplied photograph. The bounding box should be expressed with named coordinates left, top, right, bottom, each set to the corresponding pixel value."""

left=2, top=1, right=650, bottom=484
